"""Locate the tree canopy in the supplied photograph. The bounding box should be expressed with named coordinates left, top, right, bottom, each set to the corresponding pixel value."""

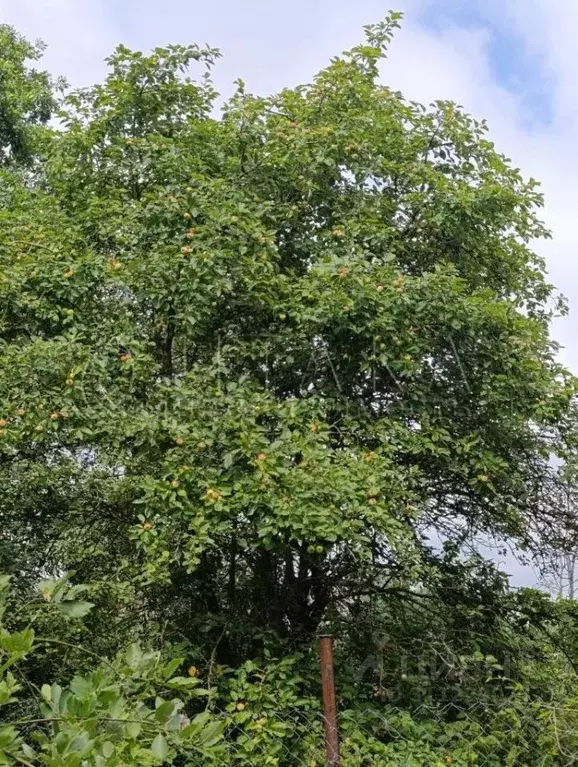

left=1, top=13, right=578, bottom=766
left=0, top=24, right=58, bottom=166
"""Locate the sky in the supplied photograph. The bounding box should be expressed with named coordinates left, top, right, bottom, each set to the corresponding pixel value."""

left=1, top=0, right=576, bottom=586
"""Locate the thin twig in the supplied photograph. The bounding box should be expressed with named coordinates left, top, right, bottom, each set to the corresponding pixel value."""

left=383, top=360, right=403, bottom=392
left=205, top=626, right=227, bottom=711
left=324, top=346, right=342, bottom=393
left=35, top=638, right=116, bottom=671
left=448, top=334, right=471, bottom=393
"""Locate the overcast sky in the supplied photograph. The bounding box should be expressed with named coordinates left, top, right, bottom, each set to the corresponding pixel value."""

left=2, top=0, right=576, bottom=586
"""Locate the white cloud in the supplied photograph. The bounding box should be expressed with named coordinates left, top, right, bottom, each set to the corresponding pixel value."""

left=0, top=0, right=112, bottom=86
left=494, top=3, right=578, bottom=370
left=405, top=1, right=578, bottom=371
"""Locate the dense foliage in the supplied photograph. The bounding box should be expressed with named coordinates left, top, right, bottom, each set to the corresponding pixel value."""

left=0, top=25, right=58, bottom=166
left=1, top=12, right=578, bottom=765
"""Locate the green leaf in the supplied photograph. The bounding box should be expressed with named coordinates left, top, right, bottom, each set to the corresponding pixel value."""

left=0, top=628, right=34, bottom=654
left=101, top=741, right=115, bottom=758
left=51, top=684, right=63, bottom=712
left=198, top=719, right=225, bottom=748
left=155, top=699, right=177, bottom=724
left=165, top=676, right=199, bottom=689
left=125, top=643, right=143, bottom=670
left=0, top=726, right=18, bottom=749
left=21, top=743, right=36, bottom=759
left=150, top=733, right=169, bottom=761
left=126, top=721, right=141, bottom=739
left=70, top=675, right=92, bottom=698
left=57, top=600, right=94, bottom=618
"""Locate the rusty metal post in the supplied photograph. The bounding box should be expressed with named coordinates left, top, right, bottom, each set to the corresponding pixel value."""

left=319, top=634, right=341, bottom=767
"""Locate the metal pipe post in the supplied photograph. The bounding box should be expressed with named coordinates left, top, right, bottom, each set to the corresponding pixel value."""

left=319, top=634, right=340, bottom=767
